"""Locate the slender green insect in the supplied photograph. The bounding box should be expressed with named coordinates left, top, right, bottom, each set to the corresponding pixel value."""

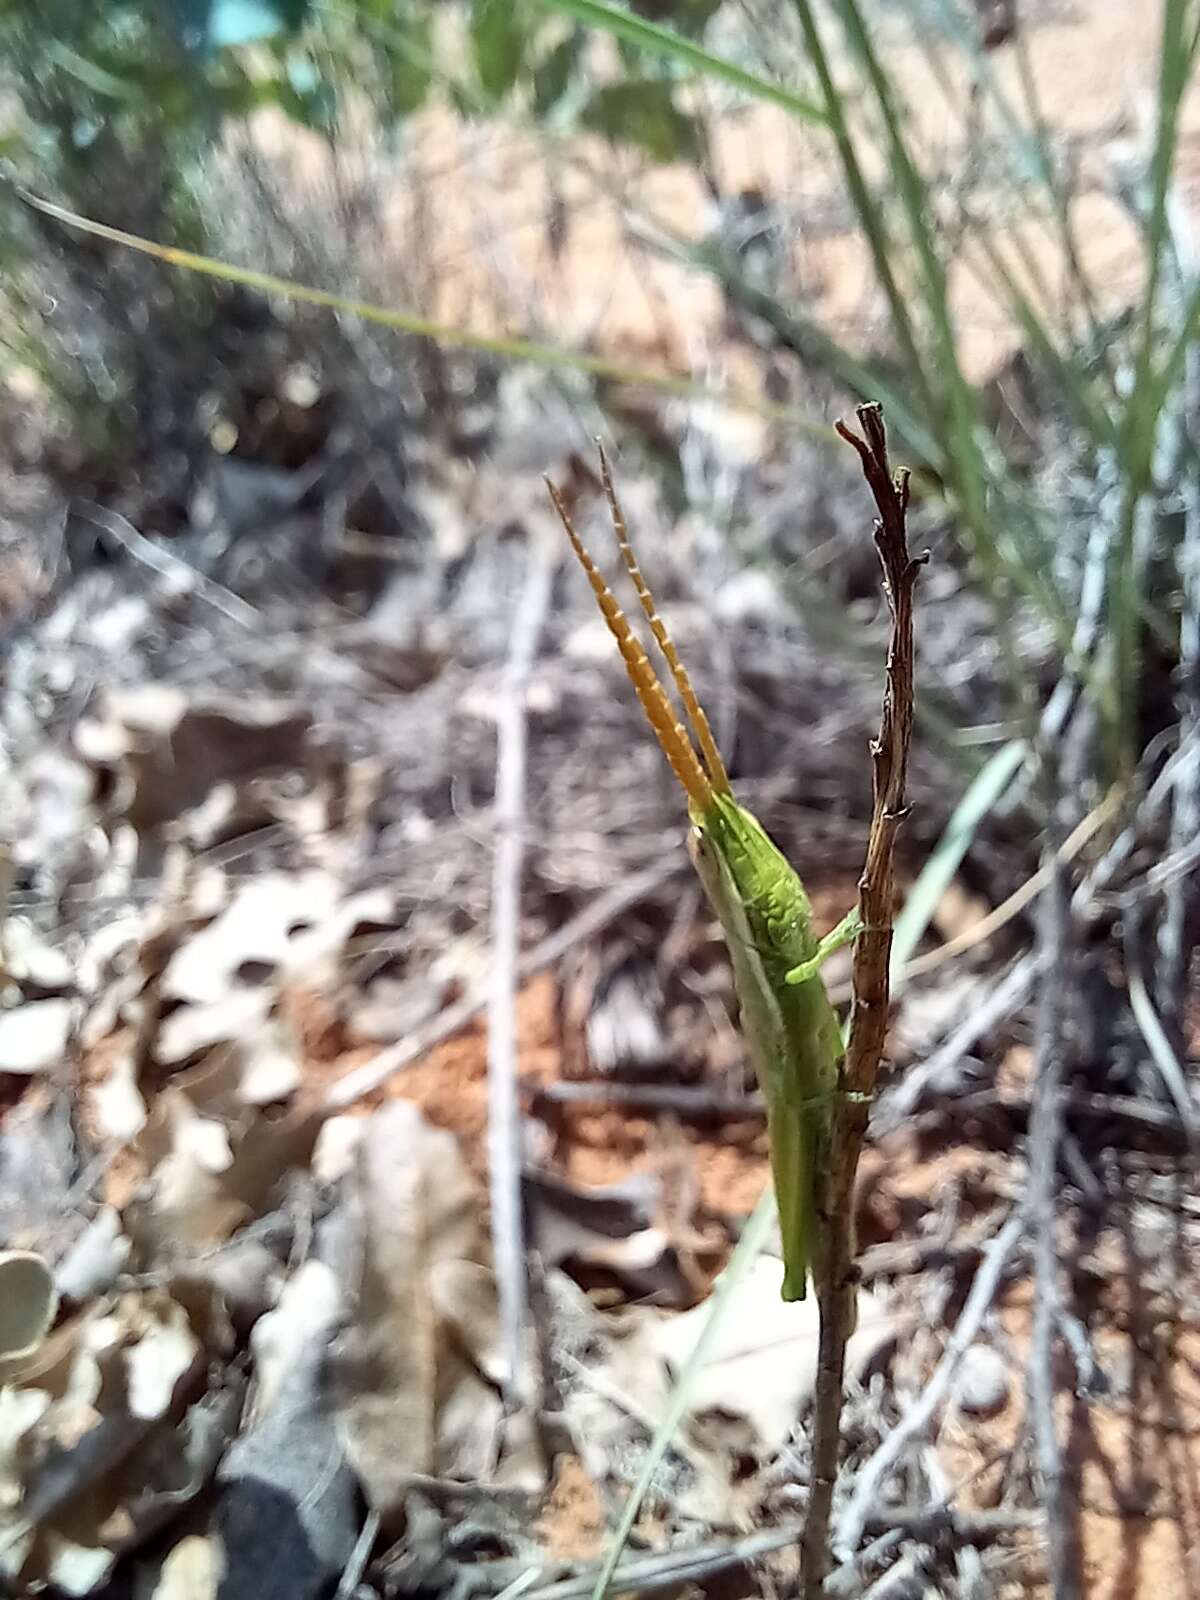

left=548, top=453, right=859, bottom=1301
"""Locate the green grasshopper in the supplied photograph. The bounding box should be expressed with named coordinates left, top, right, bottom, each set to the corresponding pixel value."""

left=547, top=454, right=860, bottom=1301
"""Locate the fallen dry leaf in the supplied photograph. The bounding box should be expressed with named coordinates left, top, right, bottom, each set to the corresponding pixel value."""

left=0, top=1287, right=231, bottom=1596
left=54, top=1209, right=132, bottom=1305
left=335, top=1101, right=540, bottom=1514
left=142, top=1531, right=222, bottom=1600
left=651, top=1258, right=903, bottom=1454
left=0, top=1251, right=57, bottom=1359
left=548, top=1258, right=905, bottom=1531
left=525, top=1169, right=697, bottom=1306
left=1, top=920, right=73, bottom=992
left=75, top=688, right=314, bottom=834
left=0, top=997, right=75, bottom=1074
left=124, top=1055, right=322, bottom=1256
left=90, top=1043, right=148, bottom=1145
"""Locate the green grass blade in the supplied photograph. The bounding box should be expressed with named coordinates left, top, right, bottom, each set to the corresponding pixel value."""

left=659, top=230, right=944, bottom=467
left=825, top=0, right=984, bottom=518
left=14, top=188, right=831, bottom=437
left=1125, top=0, right=1200, bottom=487
left=539, top=0, right=827, bottom=124
left=788, top=0, right=934, bottom=422
left=589, top=1195, right=780, bottom=1600
left=957, top=224, right=1117, bottom=450
left=1111, top=0, right=1199, bottom=765
left=919, top=0, right=1116, bottom=387
left=890, top=739, right=1026, bottom=988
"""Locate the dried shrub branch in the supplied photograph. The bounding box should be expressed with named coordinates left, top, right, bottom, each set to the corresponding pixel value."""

left=803, top=403, right=924, bottom=1597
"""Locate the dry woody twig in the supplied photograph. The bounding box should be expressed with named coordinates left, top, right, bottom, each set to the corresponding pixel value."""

left=803, top=403, right=924, bottom=1597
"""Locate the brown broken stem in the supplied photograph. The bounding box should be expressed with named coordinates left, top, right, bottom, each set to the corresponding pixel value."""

left=802, top=403, right=923, bottom=1598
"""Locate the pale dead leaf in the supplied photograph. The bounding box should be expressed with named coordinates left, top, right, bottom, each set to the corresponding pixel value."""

left=651, top=1259, right=902, bottom=1453
left=133, top=1090, right=244, bottom=1249
left=0, top=1251, right=57, bottom=1359
left=548, top=1272, right=735, bottom=1527
left=162, top=872, right=339, bottom=1007
left=427, top=1259, right=536, bottom=1484
left=525, top=1170, right=694, bottom=1305
left=431, top=1260, right=504, bottom=1386
left=155, top=988, right=272, bottom=1066
left=336, top=1102, right=528, bottom=1514
left=91, top=1046, right=148, bottom=1144
left=172, top=1237, right=280, bottom=1348
left=217, top=1232, right=358, bottom=1600
left=0, top=1386, right=52, bottom=1512
left=248, top=1260, right=341, bottom=1423
left=55, top=1209, right=132, bottom=1305
left=126, top=1064, right=322, bottom=1254
left=143, top=1532, right=223, bottom=1600
left=1, top=920, right=73, bottom=991
left=0, top=1287, right=219, bottom=1596
left=124, top=1294, right=202, bottom=1420
left=311, top=1114, right=366, bottom=1183
left=230, top=1017, right=301, bottom=1105
left=0, top=998, right=75, bottom=1074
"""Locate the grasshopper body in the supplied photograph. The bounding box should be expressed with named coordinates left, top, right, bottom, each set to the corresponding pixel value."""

left=688, top=794, right=843, bottom=1299
left=549, top=455, right=853, bottom=1301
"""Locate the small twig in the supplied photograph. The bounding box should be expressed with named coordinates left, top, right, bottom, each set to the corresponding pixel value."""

left=515, top=1518, right=813, bottom=1600
left=861, top=1505, right=1040, bottom=1544
left=914, top=1082, right=1198, bottom=1150
left=78, top=503, right=260, bottom=628
left=837, top=1208, right=1026, bottom=1555
left=803, top=403, right=923, bottom=1598
left=1125, top=901, right=1198, bottom=1138
left=335, top=1509, right=380, bottom=1600
left=892, top=788, right=1119, bottom=985
left=506, top=1503, right=1035, bottom=1600
left=872, top=953, right=1040, bottom=1133
left=1062, top=1088, right=1196, bottom=1141
left=1027, top=824, right=1080, bottom=1600
left=527, top=1080, right=765, bottom=1117
left=1158, top=199, right=1200, bottom=1046
left=488, top=535, right=557, bottom=1406
left=323, top=856, right=684, bottom=1108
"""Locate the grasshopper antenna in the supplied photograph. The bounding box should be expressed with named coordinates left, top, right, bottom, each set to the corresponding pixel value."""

left=545, top=476, right=713, bottom=809
left=597, top=443, right=731, bottom=795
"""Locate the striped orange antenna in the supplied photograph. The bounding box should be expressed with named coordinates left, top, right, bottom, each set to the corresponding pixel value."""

left=597, top=444, right=731, bottom=796
left=545, top=476, right=713, bottom=811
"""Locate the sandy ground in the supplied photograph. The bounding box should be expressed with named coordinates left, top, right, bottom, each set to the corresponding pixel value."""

left=246, top=0, right=1200, bottom=392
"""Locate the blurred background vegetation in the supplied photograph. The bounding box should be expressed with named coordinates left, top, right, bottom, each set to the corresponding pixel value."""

left=2, top=0, right=1197, bottom=1061
left=1, top=12, right=1198, bottom=1590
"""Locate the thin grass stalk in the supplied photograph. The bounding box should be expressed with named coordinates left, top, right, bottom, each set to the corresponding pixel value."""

left=1126, top=0, right=1200, bottom=490
left=1008, top=24, right=1116, bottom=391
left=921, top=0, right=1117, bottom=394
left=540, top=0, right=829, bottom=124
left=812, top=0, right=1056, bottom=729
left=17, top=189, right=834, bottom=437
left=787, top=0, right=936, bottom=424
left=825, top=0, right=985, bottom=531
